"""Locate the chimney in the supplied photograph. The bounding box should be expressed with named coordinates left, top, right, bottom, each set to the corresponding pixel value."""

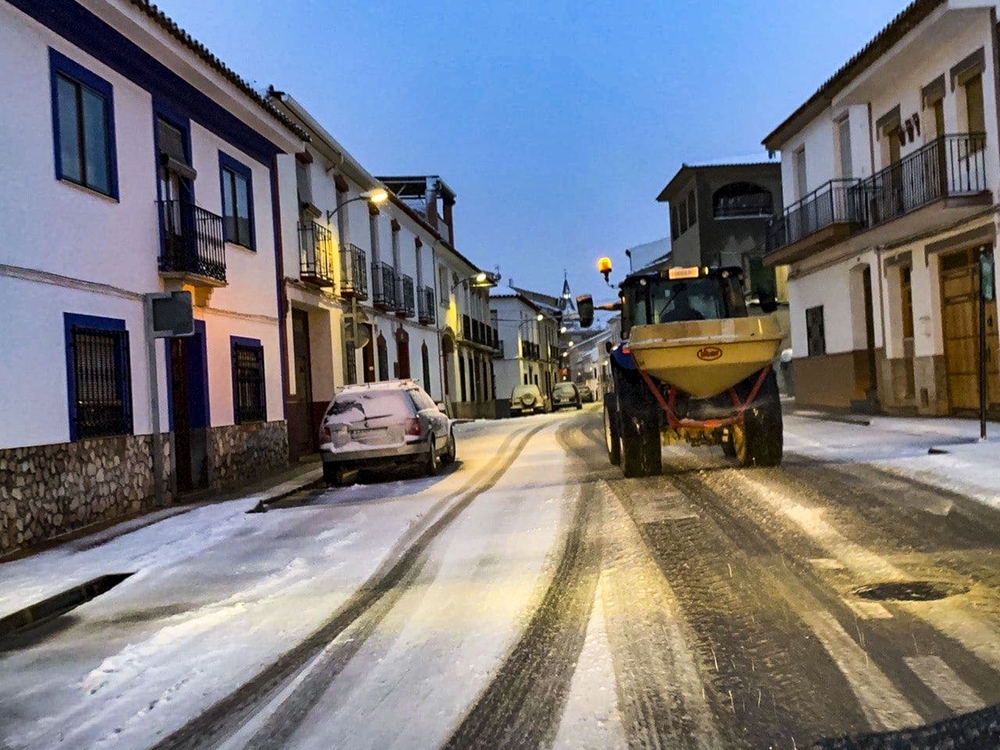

left=425, top=181, right=439, bottom=230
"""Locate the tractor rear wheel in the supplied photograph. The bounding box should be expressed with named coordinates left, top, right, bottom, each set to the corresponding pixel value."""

left=604, top=392, right=621, bottom=465
left=737, top=370, right=783, bottom=467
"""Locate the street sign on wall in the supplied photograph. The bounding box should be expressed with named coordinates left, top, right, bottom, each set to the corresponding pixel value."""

left=148, top=291, right=194, bottom=338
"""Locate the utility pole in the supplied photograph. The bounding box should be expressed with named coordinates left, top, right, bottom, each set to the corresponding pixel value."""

left=978, top=245, right=994, bottom=441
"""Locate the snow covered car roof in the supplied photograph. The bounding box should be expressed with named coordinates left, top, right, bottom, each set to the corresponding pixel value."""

left=337, top=379, right=422, bottom=394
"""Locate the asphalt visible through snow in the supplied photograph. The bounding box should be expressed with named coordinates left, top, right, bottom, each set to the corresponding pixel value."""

left=2, top=407, right=1000, bottom=749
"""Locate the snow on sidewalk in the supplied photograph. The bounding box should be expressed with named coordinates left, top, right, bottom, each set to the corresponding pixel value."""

left=785, top=411, right=1000, bottom=510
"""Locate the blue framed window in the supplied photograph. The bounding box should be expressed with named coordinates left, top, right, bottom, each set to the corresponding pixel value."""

left=50, top=49, right=118, bottom=199
left=231, top=337, right=266, bottom=424
left=64, top=313, right=133, bottom=441
left=219, top=152, right=255, bottom=250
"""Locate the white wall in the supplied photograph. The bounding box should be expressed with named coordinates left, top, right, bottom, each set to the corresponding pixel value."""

left=0, top=3, right=294, bottom=448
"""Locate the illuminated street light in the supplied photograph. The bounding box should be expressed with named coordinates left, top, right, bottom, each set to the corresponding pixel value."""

left=326, top=186, right=392, bottom=222
left=535, top=313, right=544, bottom=322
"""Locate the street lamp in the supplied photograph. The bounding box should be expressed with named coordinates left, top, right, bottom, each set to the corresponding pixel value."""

left=450, top=270, right=500, bottom=294
left=326, top=188, right=389, bottom=222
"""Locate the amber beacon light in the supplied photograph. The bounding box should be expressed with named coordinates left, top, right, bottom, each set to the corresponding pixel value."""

left=597, top=256, right=613, bottom=284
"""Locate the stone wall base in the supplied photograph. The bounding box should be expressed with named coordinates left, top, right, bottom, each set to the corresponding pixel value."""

left=0, top=434, right=170, bottom=555
left=208, top=420, right=288, bottom=490
left=1, top=421, right=289, bottom=556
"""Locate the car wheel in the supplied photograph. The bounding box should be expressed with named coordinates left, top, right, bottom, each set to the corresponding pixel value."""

left=425, top=436, right=441, bottom=476
left=442, top=431, right=456, bottom=464
left=323, top=462, right=348, bottom=486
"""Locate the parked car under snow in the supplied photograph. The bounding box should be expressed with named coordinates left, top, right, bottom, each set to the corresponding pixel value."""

left=318, top=380, right=455, bottom=485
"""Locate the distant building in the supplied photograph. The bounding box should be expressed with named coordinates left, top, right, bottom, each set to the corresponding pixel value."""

left=656, top=162, right=787, bottom=302
left=491, top=289, right=560, bottom=408
left=762, top=0, right=1000, bottom=414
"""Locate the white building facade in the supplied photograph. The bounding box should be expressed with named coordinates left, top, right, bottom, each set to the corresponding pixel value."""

left=764, top=0, right=1000, bottom=415
left=267, top=98, right=452, bottom=458
left=0, top=0, right=306, bottom=553
left=491, top=291, right=560, bottom=410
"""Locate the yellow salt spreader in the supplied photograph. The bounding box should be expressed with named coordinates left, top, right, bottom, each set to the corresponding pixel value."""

left=576, top=263, right=784, bottom=477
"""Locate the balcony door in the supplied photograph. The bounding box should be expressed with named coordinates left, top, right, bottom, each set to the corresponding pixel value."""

left=156, top=116, right=196, bottom=269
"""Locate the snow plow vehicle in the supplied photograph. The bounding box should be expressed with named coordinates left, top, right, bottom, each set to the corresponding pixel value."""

left=577, top=263, right=784, bottom=477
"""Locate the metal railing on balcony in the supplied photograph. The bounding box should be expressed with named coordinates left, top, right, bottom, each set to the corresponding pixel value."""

left=299, top=221, right=335, bottom=287
left=396, top=274, right=415, bottom=317
left=855, top=133, right=987, bottom=229
left=418, top=286, right=436, bottom=325
left=158, top=199, right=226, bottom=282
left=767, top=178, right=860, bottom=251
left=372, top=262, right=397, bottom=310
left=714, top=192, right=774, bottom=219
left=340, top=244, right=368, bottom=300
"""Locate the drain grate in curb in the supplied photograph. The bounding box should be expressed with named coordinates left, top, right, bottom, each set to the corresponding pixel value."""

left=0, top=573, right=134, bottom=639
left=854, top=580, right=963, bottom=602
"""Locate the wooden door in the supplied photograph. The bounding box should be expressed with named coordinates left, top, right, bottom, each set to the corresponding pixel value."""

left=290, top=309, right=314, bottom=457
left=940, top=247, right=999, bottom=411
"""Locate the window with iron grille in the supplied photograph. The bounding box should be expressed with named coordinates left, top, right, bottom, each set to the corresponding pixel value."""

left=805, top=306, right=826, bottom=357
left=64, top=314, right=133, bottom=441
left=231, top=338, right=266, bottom=423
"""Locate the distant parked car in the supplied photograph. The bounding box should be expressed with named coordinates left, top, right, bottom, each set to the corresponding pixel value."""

left=552, top=381, right=582, bottom=410
left=577, top=385, right=595, bottom=403
left=318, top=380, right=455, bottom=485
left=510, top=384, right=548, bottom=416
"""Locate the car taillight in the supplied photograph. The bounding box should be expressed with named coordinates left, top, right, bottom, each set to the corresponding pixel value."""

left=405, top=417, right=422, bottom=436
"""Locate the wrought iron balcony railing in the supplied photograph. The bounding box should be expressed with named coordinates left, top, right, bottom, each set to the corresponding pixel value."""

left=767, top=134, right=989, bottom=257
left=340, top=244, right=368, bottom=300
left=396, top=274, right=415, bottom=317
left=854, top=133, right=987, bottom=230
left=418, top=285, right=436, bottom=325
left=766, top=178, right=860, bottom=252
left=158, top=199, right=226, bottom=283
left=299, top=221, right=335, bottom=287
left=372, top=262, right=397, bottom=310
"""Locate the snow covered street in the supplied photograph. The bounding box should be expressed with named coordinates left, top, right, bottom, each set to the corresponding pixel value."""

left=2, top=406, right=1000, bottom=749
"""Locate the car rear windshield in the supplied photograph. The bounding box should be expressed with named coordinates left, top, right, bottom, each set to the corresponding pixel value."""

left=553, top=383, right=577, bottom=395
left=326, top=390, right=416, bottom=425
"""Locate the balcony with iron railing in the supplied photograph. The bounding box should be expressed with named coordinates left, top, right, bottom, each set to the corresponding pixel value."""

left=158, top=199, right=227, bottom=285
left=765, top=179, right=860, bottom=265
left=418, top=286, right=436, bottom=325
left=492, top=329, right=504, bottom=358
left=854, top=133, right=989, bottom=234
left=299, top=221, right=335, bottom=288
left=396, top=274, right=415, bottom=317
left=766, top=134, right=991, bottom=266
left=340, top=244, right=368, bottom=300
left=372, top=262, right=397, bottom=311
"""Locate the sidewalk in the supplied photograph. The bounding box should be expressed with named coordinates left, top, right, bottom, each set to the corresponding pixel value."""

left=0, top=461, right=322, bottom=620
left=783, top=404, right=1000, bottom=511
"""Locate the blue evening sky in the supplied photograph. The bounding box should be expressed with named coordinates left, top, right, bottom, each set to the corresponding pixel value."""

left=160, top=0, right=905, bottom=303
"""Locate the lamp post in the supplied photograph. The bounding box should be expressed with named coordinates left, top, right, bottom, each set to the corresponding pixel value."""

left=325, top=188, right=388, bottom=224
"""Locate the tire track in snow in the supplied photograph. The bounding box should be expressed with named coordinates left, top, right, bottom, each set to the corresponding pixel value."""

left=151, top=423, right=546, bottom=750
left=440, top=420, right=603, bottom=750
left=565, top=421, right=724, bottom=750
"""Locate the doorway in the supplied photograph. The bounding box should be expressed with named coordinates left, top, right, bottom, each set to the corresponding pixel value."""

left=361, top=324, right=375, bottom=383
left=861, top=266, right=879, bottom=398
left=396, top=328, right=411, bottom=379
left=940, top=246, right=999, bottom=411
left=169, top=320, right=209, bottom=492
left=289, top=309, right=315, bottom=457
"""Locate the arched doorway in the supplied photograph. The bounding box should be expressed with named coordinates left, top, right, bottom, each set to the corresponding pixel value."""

left=360, top=323, right=375, bottom=383
left=396, top=327, right=411, bottom=379
left=376, top=333, right=389, bottom=381
left=421, top=342, right=431, bottom=394
left=441, top=331, right=455, bottom=399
